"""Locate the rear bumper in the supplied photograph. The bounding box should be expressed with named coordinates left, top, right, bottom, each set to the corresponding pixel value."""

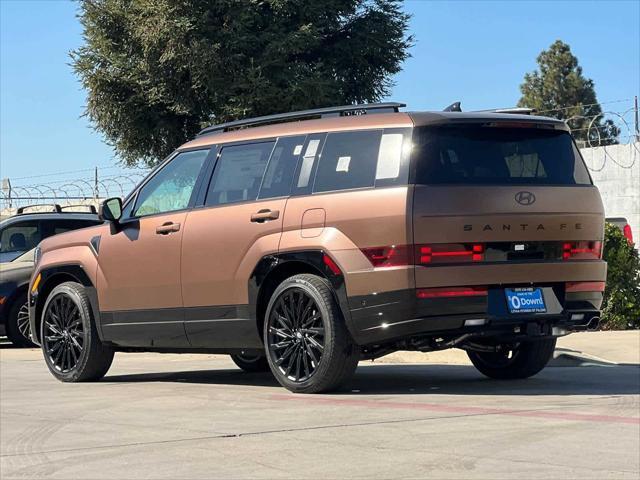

left=347, top=286, right=602, bottom=346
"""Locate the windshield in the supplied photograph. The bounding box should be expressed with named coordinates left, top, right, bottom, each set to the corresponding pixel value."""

left=414, top=126, right=591, bottom=186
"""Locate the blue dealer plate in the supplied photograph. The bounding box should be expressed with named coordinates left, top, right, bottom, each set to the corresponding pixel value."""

left=505, top=288, right=547, bottom=314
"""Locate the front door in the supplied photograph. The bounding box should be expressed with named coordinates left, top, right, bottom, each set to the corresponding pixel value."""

left=97, top=149, right=210, bottom=347
left=181, top=136, right=306, bottom=348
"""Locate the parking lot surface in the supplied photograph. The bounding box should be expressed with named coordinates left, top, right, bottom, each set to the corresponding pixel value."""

left=1, top=345, right=639, bottom=479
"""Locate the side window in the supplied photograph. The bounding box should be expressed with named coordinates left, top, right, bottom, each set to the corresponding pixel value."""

left=258, top=136, right=306, bottom=199
left=291, top=133, right=327, bottom=196
left=205, top=142, right=274, bottom=206
left=0, top=221, right=40, bottom=253
left=133, top=149, right=209, bottom=217
left=313, top=130, right=383, bottom=193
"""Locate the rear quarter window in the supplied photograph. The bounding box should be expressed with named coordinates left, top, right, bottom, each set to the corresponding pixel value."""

left=312, top=130, right=409, bottom=193
left=414, top=126, right=592, bottom=185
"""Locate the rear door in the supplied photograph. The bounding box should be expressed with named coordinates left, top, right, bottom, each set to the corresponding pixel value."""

left=411, top=124, right=605, bottom=313
left=181, top=136, right=305, bottom=348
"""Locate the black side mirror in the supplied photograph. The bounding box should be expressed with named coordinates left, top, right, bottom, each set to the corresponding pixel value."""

left=99, top=197, right=123, bottom=223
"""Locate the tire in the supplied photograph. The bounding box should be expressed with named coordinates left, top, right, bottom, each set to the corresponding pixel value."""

left=230, top=353, right=270, bottom=372
left=264, top=274, right=359, bottom=393
left=5, top=292, right=36, bottom=348
left=40, top=282, right=114, bottom=382
left=467, top=338, right=557, bottom=380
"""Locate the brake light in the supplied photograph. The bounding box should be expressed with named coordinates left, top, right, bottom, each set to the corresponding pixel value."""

left=419, top=243, right=485, bottom=265
left=416, top=286, right=488, bottom=298
left=360, top=245, right=412, bottom=267
left=566, top=281, right=605, bottom=293
left=562, top=241, right=602, bottom=260
left=623, top=224, right=634, bottom=245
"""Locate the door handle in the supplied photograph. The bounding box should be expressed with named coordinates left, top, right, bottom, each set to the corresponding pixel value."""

left=156, top=222, right=181, bottom=235
left=250, top=209, right=280, bottom=223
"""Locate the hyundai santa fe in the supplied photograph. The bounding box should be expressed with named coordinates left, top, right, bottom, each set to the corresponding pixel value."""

left=28, top=103, right=606, bottom=393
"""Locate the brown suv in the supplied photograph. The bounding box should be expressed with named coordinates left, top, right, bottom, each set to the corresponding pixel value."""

left=28, top=103, right=606, bottom=393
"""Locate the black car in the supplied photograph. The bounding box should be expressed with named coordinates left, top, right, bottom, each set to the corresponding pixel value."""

left=0, top=205, right=103, bottom=346
left=0, top=204, right=101, bottom=263
left=0, top=249, right=35, bottom=346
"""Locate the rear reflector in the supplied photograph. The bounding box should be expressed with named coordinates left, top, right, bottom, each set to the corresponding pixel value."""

left=322, top=254, right=342, bottom=275
left=565, top=281, right=605, bottom=293
left=416, top=286, right=488, bottom=299
left=562, top=241, right=602, bottom=260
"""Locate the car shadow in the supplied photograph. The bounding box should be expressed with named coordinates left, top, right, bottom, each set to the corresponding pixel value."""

left=101, top=362, right=640, bottom=396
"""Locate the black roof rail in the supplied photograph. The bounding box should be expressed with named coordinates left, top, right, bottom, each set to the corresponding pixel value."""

left=60, top=204, right=98, bottom=214
left=16, top=204, right=62, bottom=214
left=198, top=102, right=406, bottom=136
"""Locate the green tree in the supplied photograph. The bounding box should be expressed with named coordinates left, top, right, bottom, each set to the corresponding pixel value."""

left=518, top=40, right=620, bottom=147
left=72, top=0, right=413, bottom=167
left=601, top=223, right=640, bottom=330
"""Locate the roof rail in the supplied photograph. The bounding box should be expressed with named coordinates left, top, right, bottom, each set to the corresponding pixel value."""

left=16, top=204, right=62, bottom=214
left=60, top=204, right=98, bottom=214
left=198, top=102, right=406, bottom=136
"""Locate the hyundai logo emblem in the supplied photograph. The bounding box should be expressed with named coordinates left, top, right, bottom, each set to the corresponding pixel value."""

left=515, top=191, right=536, bottom=205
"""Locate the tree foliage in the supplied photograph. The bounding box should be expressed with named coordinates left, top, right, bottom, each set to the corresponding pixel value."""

left=72, top=0, right=413, bottom=167
left=518, top=40, right=619, bottom=147
left=601, top=223, right=640, bottom=330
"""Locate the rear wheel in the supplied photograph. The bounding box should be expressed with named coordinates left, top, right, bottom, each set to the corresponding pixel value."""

left=264, top=274, right=359, bottom=393
left=41, top=282, right=114, bottom=382
left=6, top=292, right=36, bottom=347
left=230, top=353, right=270, bottom=372
left=467, top=338, right=556, bottom=379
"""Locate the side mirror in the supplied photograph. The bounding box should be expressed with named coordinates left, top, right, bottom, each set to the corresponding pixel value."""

left=99, top=197, right=122, bottom=223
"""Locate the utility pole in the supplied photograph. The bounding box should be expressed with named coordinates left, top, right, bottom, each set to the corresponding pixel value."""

left=635, top=95, right=639, bottom=143
left=94, top=167, right=99, bottom=201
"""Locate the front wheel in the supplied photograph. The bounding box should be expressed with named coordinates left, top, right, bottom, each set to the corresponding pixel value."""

left=264, top=274, right=359, bottom=393
left=467, top=338, right=556, bottom=380
left=41, top=282, right=114, bottom=382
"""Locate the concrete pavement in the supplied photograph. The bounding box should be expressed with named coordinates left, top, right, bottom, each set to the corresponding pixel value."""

left=1, top=335, right=639, bottom=479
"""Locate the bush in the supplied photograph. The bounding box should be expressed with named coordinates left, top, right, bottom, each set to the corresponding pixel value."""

left=600, top=223, right=640, bottom=329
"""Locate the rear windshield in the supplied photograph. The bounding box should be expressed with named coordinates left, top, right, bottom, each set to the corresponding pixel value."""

left=414, top=126, right=591, bottom=185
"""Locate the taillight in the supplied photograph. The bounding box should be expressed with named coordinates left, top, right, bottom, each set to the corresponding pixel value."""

left=562, top=241, right=602, bottom=260
left=360, top=245, right=412, bottom=267
left=566, top=281, right=605, bottom=293
left=416, top=286, right=488, bottom=298
left=418, top=243, right=485, bottom=265
left=623, top=224, right=634, bottom=245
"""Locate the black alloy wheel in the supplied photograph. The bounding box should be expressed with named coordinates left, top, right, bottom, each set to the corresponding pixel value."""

left=41, top=282, right=114, bottom=382
left=43, top=293, right=85, bottom=373
left=267, top=287, right=326, bottom=383
left=264, top=274, right=359, bottom=393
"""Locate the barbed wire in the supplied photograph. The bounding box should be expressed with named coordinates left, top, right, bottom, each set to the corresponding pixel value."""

left=1, top=98, right=638, bottom=212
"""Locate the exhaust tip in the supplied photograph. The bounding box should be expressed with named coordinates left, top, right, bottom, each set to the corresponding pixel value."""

left=587, top=317, right=601, bottom=331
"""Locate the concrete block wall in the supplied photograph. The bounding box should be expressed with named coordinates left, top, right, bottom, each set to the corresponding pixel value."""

left=581, top=142, right=640, bottom=243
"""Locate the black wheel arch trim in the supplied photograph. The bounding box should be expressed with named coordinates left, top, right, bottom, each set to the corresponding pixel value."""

left=248, top=250, right=353, bottom=339
left=30, top=264, right=102, bottom=344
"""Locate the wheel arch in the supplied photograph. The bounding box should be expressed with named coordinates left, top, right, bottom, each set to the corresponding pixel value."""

left=248, top=251, right=352, bottom=341
left=32, top=265, right=101, bottom=344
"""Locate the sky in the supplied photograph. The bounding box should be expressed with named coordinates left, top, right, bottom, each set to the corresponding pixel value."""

left=1, top=0, right=639, bottom=185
